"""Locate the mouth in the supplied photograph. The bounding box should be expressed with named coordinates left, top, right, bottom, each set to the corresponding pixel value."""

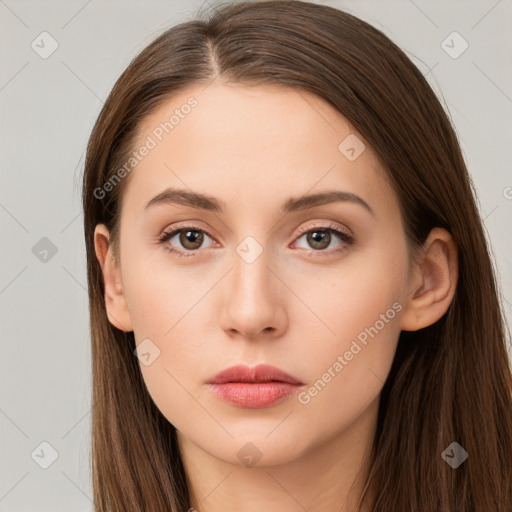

left=206, top=364, right=304, bottom=408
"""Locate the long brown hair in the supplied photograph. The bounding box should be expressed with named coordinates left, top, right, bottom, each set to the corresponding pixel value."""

left=81, top=1, right=512, bottom=510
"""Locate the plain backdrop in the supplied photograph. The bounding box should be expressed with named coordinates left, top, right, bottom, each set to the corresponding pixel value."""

left=1, top=0, right=511, bottom=510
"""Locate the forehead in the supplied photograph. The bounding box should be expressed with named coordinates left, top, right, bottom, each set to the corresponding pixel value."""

left=135, top=82, right=365, bottom=156
left=123, top=82, right=396, bottom=219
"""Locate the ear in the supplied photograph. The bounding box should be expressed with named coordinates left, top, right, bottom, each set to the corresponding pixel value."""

left=93, top=224, right=133, bottom=332
left=400, top=227, right=458, bottom=331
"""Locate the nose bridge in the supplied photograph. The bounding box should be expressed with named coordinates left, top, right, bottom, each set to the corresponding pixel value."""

left=220, top=233, right=286, bottom=337
left=231, top=234, right=274, bottom=303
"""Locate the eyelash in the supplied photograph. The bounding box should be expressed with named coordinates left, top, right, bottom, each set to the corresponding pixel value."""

left=157, top=223, right=355, bottom=258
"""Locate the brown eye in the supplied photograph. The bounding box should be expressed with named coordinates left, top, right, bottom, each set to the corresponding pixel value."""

left=294, top=225, right=353, bottom=253
left=178, top=229, right=204, bottom=250
left=158, top=225, right=217, bottom=258
left=305, top=230, right=331, bottom=250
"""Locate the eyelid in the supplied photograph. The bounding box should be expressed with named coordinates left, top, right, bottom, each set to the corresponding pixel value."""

left=293, top=220, right=353, bottom=238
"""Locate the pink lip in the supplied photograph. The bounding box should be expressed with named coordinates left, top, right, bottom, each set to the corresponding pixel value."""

left=206, top=364, right=304, bottom=408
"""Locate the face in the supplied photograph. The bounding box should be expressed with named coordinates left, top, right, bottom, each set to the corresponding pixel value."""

left=100, top=82, right=415, bottom=467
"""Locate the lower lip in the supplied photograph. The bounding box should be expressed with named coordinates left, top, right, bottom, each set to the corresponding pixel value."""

left=208, top=382, right=301, bottom=408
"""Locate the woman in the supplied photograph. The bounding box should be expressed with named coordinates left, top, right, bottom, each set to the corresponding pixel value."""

left=82, top=1, right=512, bottom=510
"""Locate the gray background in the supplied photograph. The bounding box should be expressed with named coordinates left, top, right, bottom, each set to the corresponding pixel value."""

left=1, top=0, right=511, bottom=510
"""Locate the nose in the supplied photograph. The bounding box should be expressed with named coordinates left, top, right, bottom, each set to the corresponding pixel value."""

left=218, top=246, right=288, bottom=340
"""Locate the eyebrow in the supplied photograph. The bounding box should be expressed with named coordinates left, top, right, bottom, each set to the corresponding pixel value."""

left=144, top=187, right=374, bottom=216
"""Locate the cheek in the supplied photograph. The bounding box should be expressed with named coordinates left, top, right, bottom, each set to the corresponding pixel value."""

left=290, top=239, right=407, bottom=413
left=296, top=275, right=402, bottom=383
left=122, top=258, right=217, bottom=424
left=292, top=279, right=402, bottom=440
left=123, top=249, right=205, bottom=341
left=293, top=236, right=406, bottom=347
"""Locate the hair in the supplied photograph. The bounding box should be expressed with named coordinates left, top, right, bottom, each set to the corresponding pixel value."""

left=81, top=1, right=512, bottom=510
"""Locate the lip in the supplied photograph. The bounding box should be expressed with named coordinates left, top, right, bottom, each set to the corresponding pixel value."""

left=206, top=364, right=304, bottom=408
left=207, top=363, right=303, bottom=385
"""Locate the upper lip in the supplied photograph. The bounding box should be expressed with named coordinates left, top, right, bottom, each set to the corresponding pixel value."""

left=207, top=364, right=303, bottom=385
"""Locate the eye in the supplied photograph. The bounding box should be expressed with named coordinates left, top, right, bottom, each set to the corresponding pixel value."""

left=292, top=223, right=354, bottom=255
left=158, top=222, right=355, bottom=258
left=158, top=224, right=217, bottom=258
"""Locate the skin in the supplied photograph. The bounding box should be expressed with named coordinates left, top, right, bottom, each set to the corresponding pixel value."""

left=94, top=82, right=458, bottom=511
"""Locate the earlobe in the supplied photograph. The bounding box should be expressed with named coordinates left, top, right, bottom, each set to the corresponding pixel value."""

left=93, top=224, right=134, bottom=332
left=400, top=227, right=458, bottom=332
